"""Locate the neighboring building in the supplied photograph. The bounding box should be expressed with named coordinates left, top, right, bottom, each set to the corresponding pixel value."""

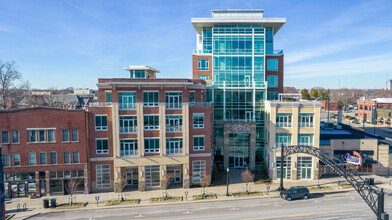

left=265, top=100, right=321, bottom=180
left=319, top=100, right=339, bottom=111
left=191, top=9, right=286, bottom=171
left=376, top=108, right=392, bottom=126
left=319, top=128, right=390, bottom=175
left=0, top=107, right=88, bottom=198
left=88, top=66, right=214, bottom=192
left=357, top=98, right=392, bottom=122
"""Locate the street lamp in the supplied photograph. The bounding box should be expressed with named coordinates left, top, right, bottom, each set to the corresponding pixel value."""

left=277, top=142, right=285, bottom=191
left=226, top=168, right=230, bottom=196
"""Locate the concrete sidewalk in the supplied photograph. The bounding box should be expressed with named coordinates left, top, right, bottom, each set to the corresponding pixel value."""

left=6, top=175, right=385, bottom=220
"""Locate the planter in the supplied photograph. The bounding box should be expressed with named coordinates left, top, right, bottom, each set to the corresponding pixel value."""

left=150, top=197, right=181, bottom=203
left=308, top=186, right=332, bottom=191
left=192, top=194, right=216, bottom=200
left=57, top=202, right=88, bottom=208
left=232, top=192, right=262, bottom=197
left=104, top=199, right=140, bottom=206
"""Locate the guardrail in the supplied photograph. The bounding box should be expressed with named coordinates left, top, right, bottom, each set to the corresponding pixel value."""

left=89, top=102, right=112, bottom=107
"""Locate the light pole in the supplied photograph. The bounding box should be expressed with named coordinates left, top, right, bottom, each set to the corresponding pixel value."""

left=278, top=142, right=285, bottom=191
left=226, top=168, right=230, bottom=196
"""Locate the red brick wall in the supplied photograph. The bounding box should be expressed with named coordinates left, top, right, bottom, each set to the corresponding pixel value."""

left=265, top=55, right=284, bottom=94
left=192, top=55, right=213, bottom=80
left=319, top=101, right=339, bottom=111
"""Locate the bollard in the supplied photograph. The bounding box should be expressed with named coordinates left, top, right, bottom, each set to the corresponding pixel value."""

left=23, top=203, right=27, bottom=211
left=17, top=203, right=20, bottom=212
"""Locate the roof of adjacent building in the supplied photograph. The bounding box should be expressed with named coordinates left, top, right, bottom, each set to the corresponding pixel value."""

left=265, top=100, right=321, bottom=108
left=371, top=98, right=392, bottom=103
left=191, top=9, right=286, bottom=35
left=97, top=78, right=207, bottom=89
left=123, top=65, right=160, bottom=73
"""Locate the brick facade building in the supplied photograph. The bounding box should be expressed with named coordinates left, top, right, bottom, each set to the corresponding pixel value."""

left=319, top=101, right=339, bottom=111
left=357, top=98, right=392, bottom=121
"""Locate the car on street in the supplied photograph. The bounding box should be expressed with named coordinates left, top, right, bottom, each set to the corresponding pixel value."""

left=352, top=120, right=359, bottom=124
left=280, top=186, right=310, bottom=201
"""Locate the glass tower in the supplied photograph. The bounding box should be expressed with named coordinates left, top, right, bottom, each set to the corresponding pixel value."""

left=192, top=10, right=286, bottom=170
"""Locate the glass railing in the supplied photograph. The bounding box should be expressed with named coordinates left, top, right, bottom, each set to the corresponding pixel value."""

left=166, top=125, right=183, bottom=133
left=119, top=103, right=137, bottom=110
left=166, top=148, right=183, bottom=155
left=166, top=103, right=182, bottom=109
left=266, top=50, right=283, bottom=55
left=120, top=127, right=137, bottom=134
left=193, top=50, right=212, bottom=54
left=299, top=123, right=314, bottom=128
left=212, top=81, right=266, bottom=88
left=224, top=118, right=256, bottom=122
left=190, top=102, right=213, bottom=107
left=89, top=102, right=112, bottom=107
left=276, top=122, right=292, bottom=128
left=120, top=150, right=138, bottom=157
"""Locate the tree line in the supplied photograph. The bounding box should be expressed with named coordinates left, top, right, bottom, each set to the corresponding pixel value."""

left=300, top=88, right=330, bottom=101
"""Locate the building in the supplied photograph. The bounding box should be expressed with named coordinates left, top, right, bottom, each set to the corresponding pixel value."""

left=191, top=9, right=286, bottom=171
left=319, top=100, right=339, bottom=111
left=357, top=98, right=392, bottom=122
left=376, top=108, right=392, bottom=126
left=88, top=66, right=213, bottom=192
left=0, top=107, right=88, bottom=198
left=265, top=100, right=321, bottom=180
left=319, top=127, right=390, bottom=175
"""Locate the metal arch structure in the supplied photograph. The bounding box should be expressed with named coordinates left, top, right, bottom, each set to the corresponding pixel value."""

left=281, top=145, right=388, bottom=220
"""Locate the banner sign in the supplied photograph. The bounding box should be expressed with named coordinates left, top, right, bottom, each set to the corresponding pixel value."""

left=341, top=151, right=363, bottom=166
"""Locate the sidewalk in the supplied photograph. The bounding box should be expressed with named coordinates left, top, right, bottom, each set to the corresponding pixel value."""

left=7, top=175, right=382, bottom=220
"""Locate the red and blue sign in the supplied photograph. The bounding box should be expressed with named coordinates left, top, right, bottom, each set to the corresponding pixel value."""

left=341, top=151, right=363, bottom=166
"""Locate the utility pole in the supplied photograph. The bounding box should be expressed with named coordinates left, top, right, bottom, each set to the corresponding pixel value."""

left=278, top=143, right=285, bottom=191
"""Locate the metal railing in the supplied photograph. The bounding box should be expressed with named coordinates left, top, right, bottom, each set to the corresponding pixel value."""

left=276, top=122, right=292, bottom=128
left=166, top=148, right=183, bottom=155
left=166, top=125, right=183, bottom=133
left=165, top=103, right=182, bottom=110
left=120, top=127, right=137, bottom=134
left=190, top=102, right=213, bottom=107
left=299, top=122, right=314, bottom=128
left=224, top=118, right=256, bottom=122
left=193, top=50, right=212, bottom=54
left=120, top=150, right=138, bottom=157
left=119, top=103, right=137, bottom=110
left=89, top=102, right=112, bottom=107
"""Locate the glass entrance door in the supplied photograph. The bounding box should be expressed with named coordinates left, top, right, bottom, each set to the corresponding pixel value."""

left=168, top=95, right=180, bottom=109
left=234, top=156, right=245, bottom=168
left=245, top=111, right=252, bottom=121
left=126, top=171, right=133, bottom=185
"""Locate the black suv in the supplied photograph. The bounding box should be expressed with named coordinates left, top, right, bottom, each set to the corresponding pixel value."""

left=280, top=186, right=310, bottom=201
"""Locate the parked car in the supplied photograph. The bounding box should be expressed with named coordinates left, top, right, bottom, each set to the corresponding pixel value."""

left=352, top=120, right=359, bottom=124
left=334, top=125, right=343, bottom=130
left=280, top=186, right=310, bottom=201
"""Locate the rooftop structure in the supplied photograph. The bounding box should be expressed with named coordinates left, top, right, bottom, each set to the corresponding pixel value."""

left=122, top=65, right=160, bottom=79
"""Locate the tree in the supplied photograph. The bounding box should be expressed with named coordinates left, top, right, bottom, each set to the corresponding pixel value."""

left=115, top=175, right=128, bottom=201
left=200, top=175, right=211, bottom=197
left=161, top=174, right=173, bottom=200
left=310, top=88, right=319, bottom=99
left=65, top=179, right=81, bottom=205
left=0, top=60, right=29, bottom=109
left=301, top=89, right=310, bottom=100
left=241, top=168, right=255, bottom=194
left=321, top=89, right=330, bottom=101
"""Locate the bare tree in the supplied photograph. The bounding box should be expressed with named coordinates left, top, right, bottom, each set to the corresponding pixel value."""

left=161, top=174, right=173, bottom=199
left=114, top=175, right=128, bottom=201
left=0, top=60, right=29, bottom=109
left=65, top=179, right=81, bottom=205
left=200, top=175, right=211, bottom=197
left=241, top=168, right=255, bottom=194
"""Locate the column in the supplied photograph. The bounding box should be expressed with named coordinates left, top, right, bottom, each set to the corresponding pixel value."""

left=182, top=103, right=189, bottom=155
left=160, top=165, right=167, bottom=190
left=84, top=168, right=89, bottom=193
left=138, top=166, right=145, bottom=191
left=182, top=164, right=190, bottom=189
left=250, top=123, right=256, bottom=170
left=113, top=167, right=123, bottom=193
left=292, top=104, right=299, bottom=145
left=45, top=171, right=50, bottom=196
left=137, top=103, right=144, bottom=157
left=112, top=103, right=120, bottom=157
left=159, top=102, right=166, bottom=156
left=291, top=155, right=298, bottom=180
left=223, top=125, right=230, bottom=169
left=35, top=172, right=40, bottom=197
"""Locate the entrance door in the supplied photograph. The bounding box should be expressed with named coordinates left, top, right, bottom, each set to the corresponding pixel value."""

left=301, top=167, right=312, bottom=179
left=168, top=95, right=180, bottom=109
left=174, top=169, right=181, bottom=183
left=245, top=111, right=252, bottom=121
left=122, top=95, right=134, bottom=109
left=126, top=171, right=134, bottom=185
left=234, top=156, right=245, bottom=168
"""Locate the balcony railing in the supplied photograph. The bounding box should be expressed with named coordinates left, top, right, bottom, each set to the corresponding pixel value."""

left=299, top=123, right=314, bottom=128
left=120, top=150, right=138, bottom=157
left=267, top=50, right=283, bottom=55
left=224, top=118, right=256, bottom=122
left=190, top=102, right=213, bottom=107
left=120, top=127, right=137, bottom=134
left=166, top=125, right=183, bottom=133
left=166, top=148, right=183, bottom=156
left=119, top=103, right=137, bottom=110
left=212, top=81, right=266, bottom=88
left=89, top=102, right=112, bottom=107
left=276, top=122, right=292, bottom=128
left=193, top=50, right=212, bottom=54
left=166, top=103, right=182, bottom=110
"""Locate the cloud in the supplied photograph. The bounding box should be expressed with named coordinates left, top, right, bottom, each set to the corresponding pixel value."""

left=285, top=53, right=392, bottom=79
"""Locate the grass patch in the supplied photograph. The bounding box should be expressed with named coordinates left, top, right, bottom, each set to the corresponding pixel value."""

left=308, top=186, right=332, bottom=191
left=57, top=202, right=87, bottom=208
left=339, top=184, right=351, bottom=188
left=150, top=197, right=181, bottom=202
left=255, top=179, right=271, bottom=184
left=193, top=194, right=216, bottom=200
left=104, top=199, right=139, bottom=206
left=232, top=192, right=261, bottom=197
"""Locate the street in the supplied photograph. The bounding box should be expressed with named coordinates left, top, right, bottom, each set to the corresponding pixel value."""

left=33, top=191, right=392, bottom=220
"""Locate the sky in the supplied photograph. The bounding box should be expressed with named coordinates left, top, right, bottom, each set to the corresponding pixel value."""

left=0, top=0, right=391, bottom=90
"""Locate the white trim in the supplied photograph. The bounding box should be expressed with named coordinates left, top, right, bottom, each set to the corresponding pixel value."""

left=26, top=128, right=56, bottom=130
left=189, top=153, right=212, bottom=157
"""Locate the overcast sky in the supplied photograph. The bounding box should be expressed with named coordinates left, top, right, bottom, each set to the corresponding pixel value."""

left=1, top=0, right=391, bottom=90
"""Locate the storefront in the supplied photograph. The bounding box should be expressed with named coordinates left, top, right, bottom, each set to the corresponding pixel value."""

left=49, top=170, right=85, bottom=195
left=4, top=172, right=39, bottom=198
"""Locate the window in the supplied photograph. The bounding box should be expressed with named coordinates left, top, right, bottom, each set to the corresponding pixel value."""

left=276, top=156, right=291, bottom=179
left=120, top=139, right=138, bottom=157
left=96, top=139, right=109, bottom=154
left=105, top=92, right=112, bottom=103
left=192, top=160, right=206, bottom=184
left=144, top=138, right=159, bottom=153
left=63, top=152, right=70, bottom=164
left=143, top=91, right=159, bottom=107
left=145, top=165, right=160, bottom=188
left=198, top=75, right=209, bottom=80
left=267, top=91, right=278, bottom=100
left=39, top=152, right=46, bottom=165
left=297, top=157, right=312, bottom=179
left=11, top=131, right=19, bottom=143
left=166, top=138, right=183, bottom=155
left=299, top=113, right=314, bottom=128
left=28, top=129, right=55, bottom=143
left=29, top=153, right=36, bottom=166
left=166, top=115, right=182, bottom=132
left=120, top=116, right=137, bottom=133
left=165, top=92, right=182, bottom=109
left=189, top=91, right=196, bottom=106
left=298, top=134, right=314, bottom=146
left=1, top=131, right=9, bottom=144
left=50, top=152, right=57, bottom=164
left=95, top=115, right=108, bottom=131
left=359, top=105, right=363, bottom=110
left=276, top=113, right=292, bottom=128
left=13, top=154, right=20, bottom=166
left=267, top=59, right=278, bottom=71
left=193, top=113, right=204, bottom=128
left=193, top=136, right=205, bottom=151
left=144, top=115, right=159, bottom=130
left=276, top=133, right=292, bottom=148
left=96, top=164, right=111, bottom=189
left=267, top=75, right=278, bottom=88
left=198, top=59, right=209, bottom=71
left=3, top=154, right=10, bottom=167
left=72, top=152, right=79, bottom=163
left=130, top=70, right=146, bottom=78
left=71, top=129, right=78, bottom=142
left=364, top=106, right=368, bottom=110
left=119, top=92, right=137, bottom=110
left=62, top=129, right=69, bottom=142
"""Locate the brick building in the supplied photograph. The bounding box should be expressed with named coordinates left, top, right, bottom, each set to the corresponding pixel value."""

left=319, top=100, right=339, bottom=111
left=0, top=107, right=88, bottom=198
left=88, top=66, right=213, bottom=193
left=357, top=98, right=392, bottom=121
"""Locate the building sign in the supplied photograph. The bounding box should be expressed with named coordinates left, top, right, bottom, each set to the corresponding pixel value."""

left=341, top=151, right=363, bottom=166
left=230, top=126, right=251, bottom=132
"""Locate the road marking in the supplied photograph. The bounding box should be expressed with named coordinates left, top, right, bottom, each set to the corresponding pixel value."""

left=243, top=209, right=353, bottom=220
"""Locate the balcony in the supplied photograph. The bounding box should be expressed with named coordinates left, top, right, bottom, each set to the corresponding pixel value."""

left=119, top=103, right=137, bottom=110
left=193, top=50, right=212, bottom=55
left=299, top=123, right=314, bottom=128
left=224, top=118, right=256, bottom=123
left=190, top=102, right=213, bottom=107
left=120, top=150, right=138, bottom=157
left=166, top=125, right=183, bottom=133
left=120, top=127, right=137, bottom=134
left=89, top=102, right=112, bottom=107
left=166, top=148, right=183, bottom=156
left=212, top=81, right=266, bottom=88
left=276, top=122, right=292, bottom=128
left=166, top=103, right=182, bottom=110
left=267, top=50, right=283, bottom=55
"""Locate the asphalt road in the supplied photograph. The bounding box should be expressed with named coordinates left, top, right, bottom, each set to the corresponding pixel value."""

left=33, top=191, right=392, bottom=220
